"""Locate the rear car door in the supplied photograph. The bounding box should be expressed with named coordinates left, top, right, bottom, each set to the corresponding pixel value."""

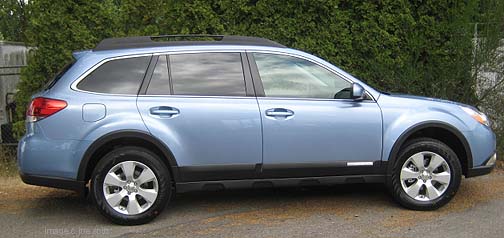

left=137, top=52, right=262, bottom=182
left=249, top=52, right=383, bottom=178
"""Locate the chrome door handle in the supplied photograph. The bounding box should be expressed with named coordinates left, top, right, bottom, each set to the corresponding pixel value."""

left=265, top=108, right=294, bottom=117
left=150, top=106, right=180, bottom=117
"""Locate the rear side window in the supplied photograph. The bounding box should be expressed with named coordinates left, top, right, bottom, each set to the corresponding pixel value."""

left=77, top=56, right=150, bottom=94
left=167, top=53, right=246, bottom=96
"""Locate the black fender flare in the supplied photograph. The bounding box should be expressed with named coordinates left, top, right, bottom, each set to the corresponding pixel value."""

left=76, top=130, right=179, bottom=182
left=385, top=121, right=473, bottom=175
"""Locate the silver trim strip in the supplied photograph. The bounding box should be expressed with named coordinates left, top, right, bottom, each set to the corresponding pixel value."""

left=346, top=162, right=374, bottom=166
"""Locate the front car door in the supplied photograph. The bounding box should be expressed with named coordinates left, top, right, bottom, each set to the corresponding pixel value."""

left=137, top=52, right=262, bottom=182
left=248, top=52, right=383, bottom=178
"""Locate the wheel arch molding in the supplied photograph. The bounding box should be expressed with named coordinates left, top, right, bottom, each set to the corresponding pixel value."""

left=386, top=121, right=473, bottom=176
left=77, top=130, right=180, bottom=182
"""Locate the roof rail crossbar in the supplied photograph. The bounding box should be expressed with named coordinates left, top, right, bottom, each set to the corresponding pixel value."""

left=93, top=35, right=286, bottom=51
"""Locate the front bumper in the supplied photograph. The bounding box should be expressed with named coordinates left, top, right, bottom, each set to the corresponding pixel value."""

left=466, top=152, right=497, bottom=178
left=19, top=172, right=87, bottom=194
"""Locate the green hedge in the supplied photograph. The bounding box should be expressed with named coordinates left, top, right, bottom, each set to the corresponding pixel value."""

left=6, top=0, right=503, bottom=155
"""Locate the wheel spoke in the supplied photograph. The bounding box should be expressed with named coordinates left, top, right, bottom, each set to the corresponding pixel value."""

left=135, top=168, right=156, bottom=185
left=138, top=188, right=157, bottom=203
left=121, top=161, right=136, bottom=181
left=410, top=153, right=425, bottom=170
left=104, top=172, right=125, bottom=187
left=427, top=154, right=444, bottom=172
left=405, top=180, right=423, bottom=198
left=105, top=190, right=126, bottom=207
left=425, top=181, right=441, bottom=200
left=432, top=171, right=451, bottom=185
left=127, top=195, right=142, bottom=214
left=401, top=167, right=420, bottom=180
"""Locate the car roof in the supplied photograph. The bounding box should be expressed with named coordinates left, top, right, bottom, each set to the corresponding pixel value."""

left=93, top=35, right=286, bottom=51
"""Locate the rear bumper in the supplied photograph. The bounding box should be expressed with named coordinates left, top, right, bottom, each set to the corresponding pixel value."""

left=19, top=172, right=86, bottom=193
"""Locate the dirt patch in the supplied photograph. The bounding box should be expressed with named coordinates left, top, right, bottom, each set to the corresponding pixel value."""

left=163, top=171, right=504, bottom=237
left=381, top=170, right=504, bottom=231
left=496, top=160, right=504, bottom=170
left=0, top=177, right=74, bottom=213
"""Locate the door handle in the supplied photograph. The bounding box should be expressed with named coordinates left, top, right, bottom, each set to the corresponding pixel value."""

left=150, top=106, right=180, bottom=117
left=265, top=108, right=294, bottom=117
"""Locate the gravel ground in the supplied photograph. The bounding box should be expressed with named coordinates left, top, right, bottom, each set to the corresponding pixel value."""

left=1, top=167, right=503, bottom=238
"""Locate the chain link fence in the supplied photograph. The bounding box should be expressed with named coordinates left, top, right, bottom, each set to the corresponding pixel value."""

left=0, top=42, right=26, bottom=176
left=0, top=67, right=20, bottom=176
left=0, top=64, right=23, bottom=146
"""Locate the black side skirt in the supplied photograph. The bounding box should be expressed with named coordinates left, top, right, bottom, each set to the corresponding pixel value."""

left=176, top=174, right=385, bottom=193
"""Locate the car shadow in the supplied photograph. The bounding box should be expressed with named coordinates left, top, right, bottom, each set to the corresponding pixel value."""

left=12, top=183, right=397, bottom=227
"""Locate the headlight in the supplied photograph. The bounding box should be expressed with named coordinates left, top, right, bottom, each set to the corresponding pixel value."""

left=460, top=106, right=490, bottom=127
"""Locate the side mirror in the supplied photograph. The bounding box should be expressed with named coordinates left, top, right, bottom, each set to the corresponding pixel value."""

left=351, top=83, right=365, bottom=100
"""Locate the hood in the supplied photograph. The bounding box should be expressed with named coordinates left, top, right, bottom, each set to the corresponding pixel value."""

left=386, top=93, right=472, bottom=108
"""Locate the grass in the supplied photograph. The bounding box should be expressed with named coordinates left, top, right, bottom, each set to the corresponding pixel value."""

left=0, top=146, right=18, bottom=177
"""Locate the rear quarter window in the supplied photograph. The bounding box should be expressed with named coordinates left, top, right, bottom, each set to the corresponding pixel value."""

left=77, top=56, right=150, bottom=94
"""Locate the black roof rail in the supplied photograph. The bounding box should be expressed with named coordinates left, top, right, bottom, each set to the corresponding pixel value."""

left=93, top=35, right=286, bottom=51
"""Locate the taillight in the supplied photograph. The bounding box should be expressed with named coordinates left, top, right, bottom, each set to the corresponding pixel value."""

left=26, top=97, right=67, bottom=122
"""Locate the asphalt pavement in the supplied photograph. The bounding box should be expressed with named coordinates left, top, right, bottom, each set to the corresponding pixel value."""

left=1, top=169, right=503, bottom=238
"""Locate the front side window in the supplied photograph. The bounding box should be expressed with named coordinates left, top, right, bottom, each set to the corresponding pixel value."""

left=253, top=53, right=352, bottom=99
left=77, top=56, right=150, bottom=94
left=169, top=53, right=246, bottom=96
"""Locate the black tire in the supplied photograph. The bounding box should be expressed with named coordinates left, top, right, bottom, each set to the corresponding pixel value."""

left=91, top=146, right=172, bottom=225
left=387, top=138, right=462, bottom=210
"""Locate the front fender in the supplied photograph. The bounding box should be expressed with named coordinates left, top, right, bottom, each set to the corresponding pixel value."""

left=378, top=95, right=475, bottom=173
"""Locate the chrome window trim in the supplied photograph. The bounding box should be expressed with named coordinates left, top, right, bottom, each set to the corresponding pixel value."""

left=137, top=94, right=375, bottom=103
left=137, top=94, right=256, bottom=100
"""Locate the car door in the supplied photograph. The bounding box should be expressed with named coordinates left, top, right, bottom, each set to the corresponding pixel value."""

left=248, top=52, right=382, bottom=178
left=137, top=52, right=262, bottom=182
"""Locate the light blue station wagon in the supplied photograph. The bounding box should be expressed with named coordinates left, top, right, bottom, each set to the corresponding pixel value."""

left=18, top=35, right=496, bottom=225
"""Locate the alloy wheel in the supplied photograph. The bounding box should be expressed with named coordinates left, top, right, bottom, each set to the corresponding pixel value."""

left=400, top=151, right=451, bottom=201
left=102, top=161, right=159, bottom=215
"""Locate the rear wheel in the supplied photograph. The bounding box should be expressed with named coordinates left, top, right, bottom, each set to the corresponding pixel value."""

left=388, top=138, right=462, bottom=210
left=91, top=146, right=171, bottom=225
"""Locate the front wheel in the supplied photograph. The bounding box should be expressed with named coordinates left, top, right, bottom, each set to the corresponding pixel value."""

left=388, top=138, right=462, bottom=210
left=91, top=146, right=172, bottom=225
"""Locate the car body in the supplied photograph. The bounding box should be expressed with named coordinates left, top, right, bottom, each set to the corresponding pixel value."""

left=17, top=35, right=497, bottom=225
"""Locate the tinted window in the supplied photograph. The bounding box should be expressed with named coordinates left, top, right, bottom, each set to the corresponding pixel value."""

left=169, top=53, right=246, bottom=96
left=253, top=53, right=352, bottom=99
left=146, top=55, right=170, bottom=95
left=77, top=56, right=150, bottom=94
